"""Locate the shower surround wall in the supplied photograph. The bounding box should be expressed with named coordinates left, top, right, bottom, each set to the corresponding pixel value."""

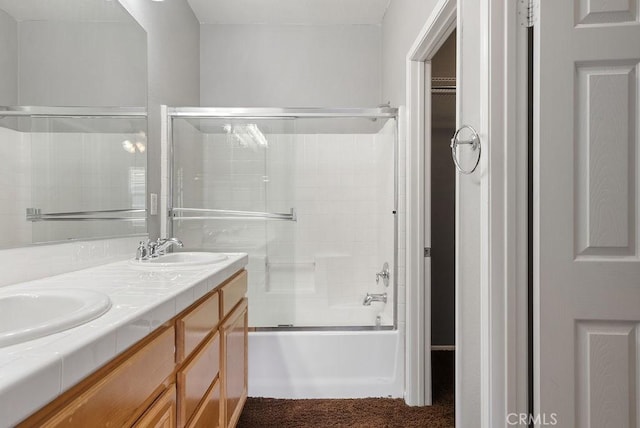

left=173, top=120, right=395, bottom=327
left=0, top=126, right=31, bottom=247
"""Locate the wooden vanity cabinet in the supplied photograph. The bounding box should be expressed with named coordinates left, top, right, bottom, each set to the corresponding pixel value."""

left=220, top=299, right=248, bottom=428
left=19, top=269, right=248, bottom=428
left=19, top=326, right=176, bottom=428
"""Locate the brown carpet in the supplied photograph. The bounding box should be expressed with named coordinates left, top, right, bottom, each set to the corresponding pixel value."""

left=238, top=351, right=454, bottom=428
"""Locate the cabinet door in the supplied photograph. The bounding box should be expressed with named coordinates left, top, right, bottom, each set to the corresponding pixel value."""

left=23, top=327, right=175, bottom=428
left=177, top=332, right=220, bottom=426
left=220, top=270, right=247, bottom=319
left=187, top=380, right=221, bottom=428
left=134, top=385, right=177, bottom=428
left=220, top=299, right=248, bottom=428
left=176, top=291, right=219, bottom=363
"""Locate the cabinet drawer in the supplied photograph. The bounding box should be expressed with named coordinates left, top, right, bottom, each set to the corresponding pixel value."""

left=187, top=380, right=221, bottom=428
left=220, top=270, right=247, bottom=319
left=133, top=384, right=177, bottom=428
left=34, top=326, right=175, bottom=428
left=178, top=332, right=220, bottom=427
left=176, top=291, right=219, bottom=363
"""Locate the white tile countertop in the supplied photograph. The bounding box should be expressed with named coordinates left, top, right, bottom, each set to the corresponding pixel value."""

left=0, top=252, right=248, bottom=428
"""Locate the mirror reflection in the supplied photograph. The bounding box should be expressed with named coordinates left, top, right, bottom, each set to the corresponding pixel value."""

left=0, top=1, right=148, bottom=249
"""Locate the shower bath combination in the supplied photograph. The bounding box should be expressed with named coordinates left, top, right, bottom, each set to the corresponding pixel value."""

left=164, top=106, right=402, bottom=399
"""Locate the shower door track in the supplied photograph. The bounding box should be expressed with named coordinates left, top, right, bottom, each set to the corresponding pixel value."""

left=166, top=106, right=398, bottom=119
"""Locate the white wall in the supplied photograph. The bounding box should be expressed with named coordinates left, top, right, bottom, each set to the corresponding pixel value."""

left=381, top=0, right=439, bottom=106
left=200, top=24, right=381, bottom=107
left=18, top=21, right=146, bottom=106
left=0, top=9, right=17, bottom=106
left=118, top=0, right=201, bottom=239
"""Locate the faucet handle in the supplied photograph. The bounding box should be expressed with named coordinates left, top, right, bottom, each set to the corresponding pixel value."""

left=148, top=241, right=159, bottom=257
left=375, top=262, right=390, bottom=287
left=136, top=239, right=150, bottom=260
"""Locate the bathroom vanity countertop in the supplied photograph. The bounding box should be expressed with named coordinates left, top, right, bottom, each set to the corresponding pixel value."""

left=0, top=252, right=248, bottom=428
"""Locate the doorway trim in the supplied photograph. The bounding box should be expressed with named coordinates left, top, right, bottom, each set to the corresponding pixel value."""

left=405, top=0, right=529, bottom=424
left=404, top=0, right=456, bottom=406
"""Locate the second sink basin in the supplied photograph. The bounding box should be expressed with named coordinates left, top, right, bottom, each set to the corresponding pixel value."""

left=130, top=252, right=228, bottom=269
left=0, top=289, right=112, bottom=348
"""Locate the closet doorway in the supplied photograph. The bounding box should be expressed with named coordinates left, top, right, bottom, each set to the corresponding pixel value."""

left=426, top=30, right=456, bottom=402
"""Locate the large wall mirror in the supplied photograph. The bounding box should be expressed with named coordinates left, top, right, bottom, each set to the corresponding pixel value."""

left=0, top=0, right=148, bottom=249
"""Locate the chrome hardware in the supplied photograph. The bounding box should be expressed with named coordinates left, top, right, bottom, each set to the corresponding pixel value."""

left=154, top=237, right=184, bottom=256
left=135, top=237, right=183, bottom=260
left=376, top=262, right=390, bottom=287
left=135, top=240, right=150, bottom=261
left=363, top=293, right=388, bottom=306
left=171, top=207, right=296, bottom=222
left=26, top=208, right=145, bottom=222
left=424, top=247, right=431, bottom=257
left=450, top=125, right=481, bottom=175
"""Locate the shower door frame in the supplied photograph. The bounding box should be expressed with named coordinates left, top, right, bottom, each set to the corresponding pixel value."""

left=163, top=106, right=400, bottom=330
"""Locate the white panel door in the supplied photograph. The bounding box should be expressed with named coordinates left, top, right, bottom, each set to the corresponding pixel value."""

left=535, top=0, right=640, bottom=426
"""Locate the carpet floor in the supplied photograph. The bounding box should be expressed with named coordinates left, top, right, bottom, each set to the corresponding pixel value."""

left=238, top=351, right=454, bottom=428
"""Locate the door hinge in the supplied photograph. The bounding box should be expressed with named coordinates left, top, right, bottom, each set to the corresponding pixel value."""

left=519, top=0, right=537, bottom=27
left=424, top=247, right=431, bottom=258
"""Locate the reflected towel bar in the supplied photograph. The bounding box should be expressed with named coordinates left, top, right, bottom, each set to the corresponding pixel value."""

left=171, top=207, right=297, bottom=221
left=266, top=261, right=316, bottom=269
left=26, top=208, right=146, bottom=222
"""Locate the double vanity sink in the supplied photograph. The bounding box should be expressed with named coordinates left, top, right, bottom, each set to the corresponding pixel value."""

left=0, top=250, right=246, bottom=428
left=0, top=252, right=228, bottom=349
left=0, top=289, right=112, bottom=348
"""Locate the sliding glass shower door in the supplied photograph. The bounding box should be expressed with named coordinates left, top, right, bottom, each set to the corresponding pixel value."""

left=169, top=108, right=397, bottom=330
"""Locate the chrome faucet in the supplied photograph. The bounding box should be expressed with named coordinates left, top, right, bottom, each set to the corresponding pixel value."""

left=363, top=293, right=387, bottom=306
left=135, top=237, right=183, bottom=260
left=154, top=237, right=183, bottom=256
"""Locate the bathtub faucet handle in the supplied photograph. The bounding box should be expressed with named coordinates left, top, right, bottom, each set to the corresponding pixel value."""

left=375, top=262, right=390, bottom=287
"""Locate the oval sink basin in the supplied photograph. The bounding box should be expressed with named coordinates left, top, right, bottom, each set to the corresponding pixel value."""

left=130, top=252, right=227, bottom=269
left=0, top=289, right=111, bottom=348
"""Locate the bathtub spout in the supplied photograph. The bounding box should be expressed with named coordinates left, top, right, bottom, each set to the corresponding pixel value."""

left=363, top=293, right=387, bottom=306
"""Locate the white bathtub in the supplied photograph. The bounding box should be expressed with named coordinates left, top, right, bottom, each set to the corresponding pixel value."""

left=248, top=329, right=404, bottom=399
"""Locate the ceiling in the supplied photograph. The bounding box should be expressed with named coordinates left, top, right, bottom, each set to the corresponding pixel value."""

left=187, top=0, right=392, bottom=25
left=0, top=0, right=133, bottom=22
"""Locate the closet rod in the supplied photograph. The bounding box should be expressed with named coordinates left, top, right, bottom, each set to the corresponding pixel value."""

left=431, top=88, right=456, bottom=94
